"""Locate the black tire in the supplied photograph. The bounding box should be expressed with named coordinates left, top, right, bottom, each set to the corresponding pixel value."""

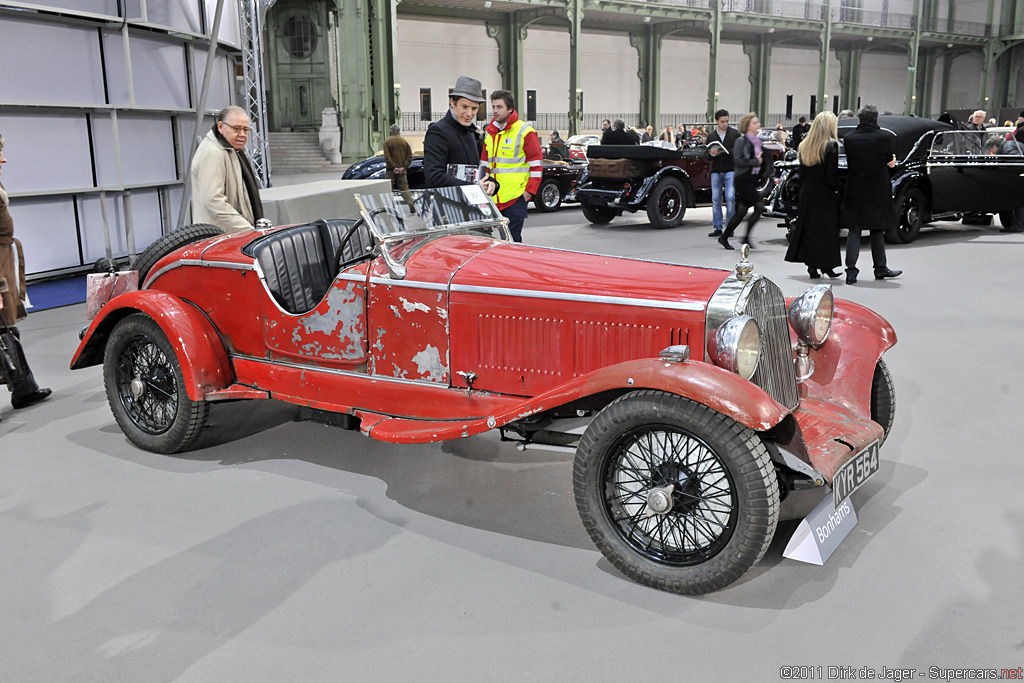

left=135, top=223, right=224, bottom=285
left=581, top=203, right=617, bottom=224
left=886, top=187, right=926, bottom=244
left=534, top=179, right=563, bottom=212
left=573, top=391, right=780, bottom=595
left=870, top=359, right=896, bottom=446
left=646, top=176, right=688, bottom=229
left=103, top=313, right=209, bottom=454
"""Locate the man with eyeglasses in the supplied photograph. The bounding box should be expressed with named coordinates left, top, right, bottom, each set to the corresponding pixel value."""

left=190, top=106, right=264, bottom=232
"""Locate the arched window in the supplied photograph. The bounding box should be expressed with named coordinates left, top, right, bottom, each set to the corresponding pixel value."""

left=282, top=14, right=317, bottom=59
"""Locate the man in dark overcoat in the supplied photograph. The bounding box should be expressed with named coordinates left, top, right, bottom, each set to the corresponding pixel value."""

left=840, top=105, right=902, bottom=284
left=422, top=76, right=494, bottom=194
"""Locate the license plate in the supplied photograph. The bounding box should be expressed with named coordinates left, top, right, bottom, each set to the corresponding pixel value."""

left=833, top=440, right=880, bottom=508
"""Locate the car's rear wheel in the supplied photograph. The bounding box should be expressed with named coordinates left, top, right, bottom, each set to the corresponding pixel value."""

left=870, top=359, right=896, bottom=446
left=886, top=187, right=926, bottom=244
left=104, top=313, right=209, bottom=454
left=535, top=178, right=562, bottom=212
left=574, top=391, right=780, bottom=595
left=646, top=177, right=688, bottom=229
left=581, top=203, right=617, bottom=224
left=135, top=223, right=225, bottom=285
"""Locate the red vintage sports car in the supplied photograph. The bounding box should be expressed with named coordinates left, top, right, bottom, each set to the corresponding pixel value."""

left=71, top=187, right=896, bottom=595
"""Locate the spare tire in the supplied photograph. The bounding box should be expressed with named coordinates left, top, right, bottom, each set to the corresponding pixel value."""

left=135, top=223, right=224, bottom=286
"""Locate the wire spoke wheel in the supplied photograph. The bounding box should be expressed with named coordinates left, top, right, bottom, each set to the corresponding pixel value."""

left=605, top=427, right=737, bottom=565
left=574, top=391, right=779, bottom=595
left=103, top=313, right=209, bottom=454
left=115, top=336, right=179, bottom=435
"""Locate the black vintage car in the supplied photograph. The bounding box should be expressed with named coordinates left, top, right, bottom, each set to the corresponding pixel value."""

left=766, top=115, right=1024, bottom=243
left=342, top=154, right=584, bottom=212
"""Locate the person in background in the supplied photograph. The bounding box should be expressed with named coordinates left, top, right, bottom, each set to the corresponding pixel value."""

left=601, top=119, right=636, bottom=145
left=0, top=134, right=52, bottom=414
left=674, top=124, right=689, bottom=148
left=481, top=89, right=542, bottom=243
left=705, top=108, right=740, bottom=238
left=383, top=124, right=413, bottom=193
left=989, top=128, right=1024, bottom=233
left=791, top=116, right=810, bottom=148
left=423, top=75, right=495, bottom=193
left=641, top=125, right=654, bottom=143
left=601, top=119, right=611, bottom=135
left=547, top=130, right=567, bottom=160
left=659, top=125, right=674, bottom=143
left=840, top=104, right=902, bottom=284
left=965, top=109, right=987, bottom=153
left=718, top=112, right=766, bottom=250
left=785, top=111, right=843, bottom=279
left=988, top=118, right=997, bottom=127
left=190, top=106, right=264, bottom=232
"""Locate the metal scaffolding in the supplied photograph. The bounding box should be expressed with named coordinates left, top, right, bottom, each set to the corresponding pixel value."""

left=240, top=0, right=276, bottom=187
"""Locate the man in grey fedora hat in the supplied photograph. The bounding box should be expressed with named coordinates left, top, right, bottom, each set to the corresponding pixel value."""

left=423, top=75, right=495, bottom=194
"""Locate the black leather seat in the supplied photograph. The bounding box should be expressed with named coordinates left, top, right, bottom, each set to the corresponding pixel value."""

left=314, top=218, right=374, bottom=267
left=250, top=224, right=332, bottom=315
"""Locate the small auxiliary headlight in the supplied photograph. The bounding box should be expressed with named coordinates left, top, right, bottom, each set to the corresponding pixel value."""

left=788, top=284, right=834, bottom=348
left=707, top=315, right=761, bottom=380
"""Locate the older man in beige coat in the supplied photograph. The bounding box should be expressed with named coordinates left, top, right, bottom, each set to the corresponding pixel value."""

left=191, top=106, right=264, bottom=232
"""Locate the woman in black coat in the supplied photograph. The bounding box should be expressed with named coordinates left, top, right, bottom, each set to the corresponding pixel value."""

left=718, top=112, right=766, bottom=249
left=785, top=111, right=842, bottom=278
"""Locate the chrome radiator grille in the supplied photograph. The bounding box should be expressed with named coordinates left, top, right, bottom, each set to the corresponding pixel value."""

left=741, top=278, right=800, bottom=410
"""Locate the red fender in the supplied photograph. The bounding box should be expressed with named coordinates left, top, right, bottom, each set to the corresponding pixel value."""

left=70, top=290, right=232, bottom=402
left=362, top=358, right=790, bottom=444
left=800, top=298, right=898, bottom=416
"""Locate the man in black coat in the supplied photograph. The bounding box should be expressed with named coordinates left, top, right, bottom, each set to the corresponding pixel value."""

left=841, top=105, right=902, bottom=284
left=791, top=116, right=810, bottom=148
left=422, top=75, right=494, bottom=192
left=601, top=119, right=637, bottom=146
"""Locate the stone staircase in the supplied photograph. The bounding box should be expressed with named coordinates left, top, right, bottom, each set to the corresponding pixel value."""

left=267, top=131, right=346, bottom=174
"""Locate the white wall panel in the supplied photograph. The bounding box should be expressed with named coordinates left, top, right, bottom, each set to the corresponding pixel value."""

left=206, top=0, right=242, bottom=49
left=125, top=0, right=204, bottom=35
left=125, top=188, right=165, bottom=251
left=0, top=16, right=106, bottom=106
left=395, top=18, right=499, bottom=114
left=191, top=48, right=235, bottom=112
left=103, top=30, right=191, bottom=110
left=661, top=39, right=711, bottom=116
left=580, top=32, right=639, bottom=114
left=524, top=27, right=570, bottom=114
left=6, top=196, right=81, bottom=273
left=0, top=112, right=94, bottom=193
left=945, top=52, right=984, bottom=109
left=768, top=47, right=841, bottom=117
left=8, top=0, right=119, bottom=17
left=859, top=52, right=910, bottom=113
left=92, top=114, right=178, bottom=188
left=78, top=194, right=128, bottom=263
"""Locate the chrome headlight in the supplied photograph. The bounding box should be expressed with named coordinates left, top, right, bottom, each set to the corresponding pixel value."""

left=787, top=285, right=834, bottom=348
left=707, top=315, right=760, bottom=380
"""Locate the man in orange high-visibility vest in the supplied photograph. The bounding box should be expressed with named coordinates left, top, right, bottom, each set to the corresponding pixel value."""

left=480, top=90, right=543, bottom=243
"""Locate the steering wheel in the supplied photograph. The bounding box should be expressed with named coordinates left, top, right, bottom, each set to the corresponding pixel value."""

left=334, top=218, right=372, bottom=267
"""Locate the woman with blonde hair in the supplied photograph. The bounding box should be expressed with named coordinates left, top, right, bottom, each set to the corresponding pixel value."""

left=784, top=111, right=842, bottom=278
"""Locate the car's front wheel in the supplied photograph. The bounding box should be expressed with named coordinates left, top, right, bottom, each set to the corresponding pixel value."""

left=573, top=391, right=780, bottom=595
left=870, top=359, right=896, bottom=445
left=103, top=313, right=209, bottom=454
left=534, top=178, right=562, bottom=212
left=887, top=187, right=927, bottom=244
left=646, top=176, right=688, bottom=229
left=581, top=203, right=617, bottom=224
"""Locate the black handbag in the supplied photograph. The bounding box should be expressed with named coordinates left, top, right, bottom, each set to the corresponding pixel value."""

left=0, top=321, right=29, bottom=387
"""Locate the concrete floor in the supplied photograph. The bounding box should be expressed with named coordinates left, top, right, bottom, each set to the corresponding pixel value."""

left=2, top=200, right=1021, bottom=681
